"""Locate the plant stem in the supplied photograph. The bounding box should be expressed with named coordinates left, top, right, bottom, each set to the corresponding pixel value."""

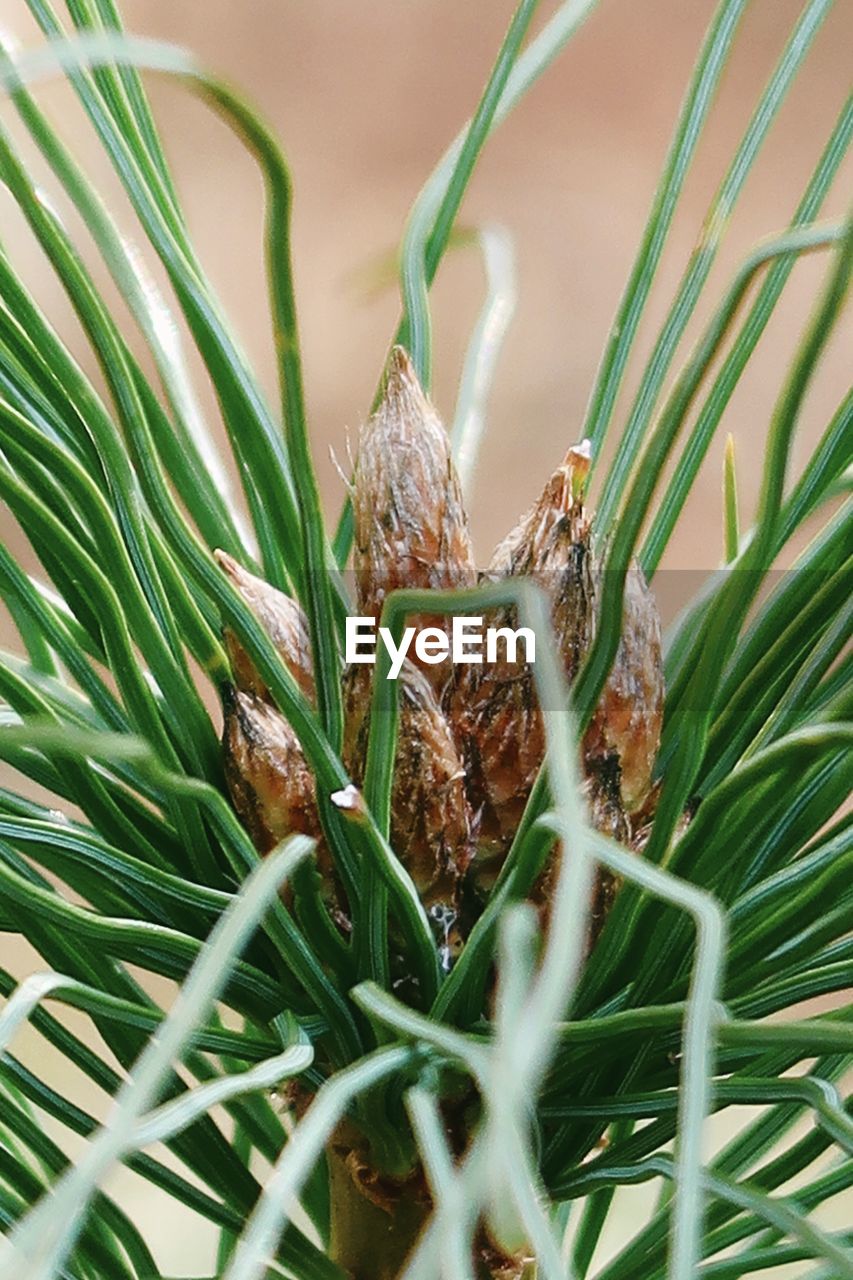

left=326, top=1131, right=429, bottom=1280
left=326, top=1122, right=538, bottom=1278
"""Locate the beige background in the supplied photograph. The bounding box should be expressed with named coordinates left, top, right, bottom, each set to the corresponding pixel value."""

left=1, top=1, right=851, bottom=1273
left=2, top=0, right=852, bottom=576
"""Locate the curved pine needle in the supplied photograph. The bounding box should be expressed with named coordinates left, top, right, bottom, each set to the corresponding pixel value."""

left=398, top=0, right=539, bottom=388
left=593, top=0, right=835, bottom=523
left=451, top=224, right=517, bottom=499
left=581, top=0, right=750, bottom=459
left=0, top=837, right=314, bottom=1280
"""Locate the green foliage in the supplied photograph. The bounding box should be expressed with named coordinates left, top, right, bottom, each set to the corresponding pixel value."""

left=0, top=1, right=850, bottom=1278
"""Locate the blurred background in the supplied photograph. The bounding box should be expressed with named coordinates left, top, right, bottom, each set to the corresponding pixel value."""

left=2, top=0, right=851, bottom=573
left=0, top=0, right=851, bottom=1272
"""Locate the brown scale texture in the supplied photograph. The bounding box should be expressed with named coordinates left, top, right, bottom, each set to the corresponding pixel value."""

left=447, top=440, right=665, bottom=899
left=531, top=755, right=629, bottom=947
left=222, top=684, right=346, bottom=920
left=215, top=549, right=314, bottom=702
left=342, top=661, right=473, bottom=965
left=446, top=445, right=597, bottom=892
left=216, top=549, right=316, bottom=832
left=217, top=554, right=343, bottom=910
left=223, top=687, right=320, bottom=853
left=219, top=352, right=666, bottom=995
left=584, top=560, right=664, bottom=813
left=352, top=345, right=475, bottom=695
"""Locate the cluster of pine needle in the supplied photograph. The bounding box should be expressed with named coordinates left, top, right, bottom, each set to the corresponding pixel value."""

left=0, top=0, right=850, bottom=1277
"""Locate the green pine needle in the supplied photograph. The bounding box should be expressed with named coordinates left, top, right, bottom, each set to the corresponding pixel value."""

left=0, top=1, right=849, bottom=1278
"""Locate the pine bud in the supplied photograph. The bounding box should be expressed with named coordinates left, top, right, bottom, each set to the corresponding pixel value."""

left=448, top=439, right=664, bottom=898
left=342, top=660, right=472, bottom=966
left=215, top=550, right=314, bottom=703
left=489, top=440, right=592, bottom=591
left=217, top=556, right=349, bottom=914
left=584, top=561, right=664, bottom=813
left=222, top=688, right=343, bottom=915
left=352, top=346, right=475, bottom=692
left=531, top=756, right=629, bottom=945
left=222, top=687, right=319, bottom=853
left=446, top=443, right=596, bottom=884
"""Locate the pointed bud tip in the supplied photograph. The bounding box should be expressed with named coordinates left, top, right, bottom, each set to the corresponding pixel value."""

left=567, top=438, right=592, bottom=464
left=564, top=439, right=592, bottom=502
left=388, top=343, right=416, bottom=381
left=378, top=344, right=434, bottom=428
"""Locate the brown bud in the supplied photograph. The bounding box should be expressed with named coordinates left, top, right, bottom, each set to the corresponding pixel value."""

left=342, top=660, right=472, bottom=966
left=222, top=686, right=343, bottom=918
left=445, top=656, right=543, bottom=894
left=222, top=687, right=319, bottom=853
left=449, top=438, right=663, bottom=900
left=488, top=440, right=591, bottom=587
left=446, top=443, right=596, bottom=887
left=215, top=550, right=314, bottom=703
left=530, top=755, right=629, bottom=947
left=352, top=346, right=475, bottom=692
left=584, top=561, right=664, bottom=813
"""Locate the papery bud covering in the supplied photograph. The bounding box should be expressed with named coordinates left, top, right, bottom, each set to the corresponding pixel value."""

left=446, top=444, right=596, bottom=885
left=222, top=687, right=319, bottom=852
left=352, top=346, right=475, bottom=692
left=342, top=660, right=472, bottom=966
left=584, top=561, right=664, bottom=813
left=215, top=549, right=314, bottom=702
